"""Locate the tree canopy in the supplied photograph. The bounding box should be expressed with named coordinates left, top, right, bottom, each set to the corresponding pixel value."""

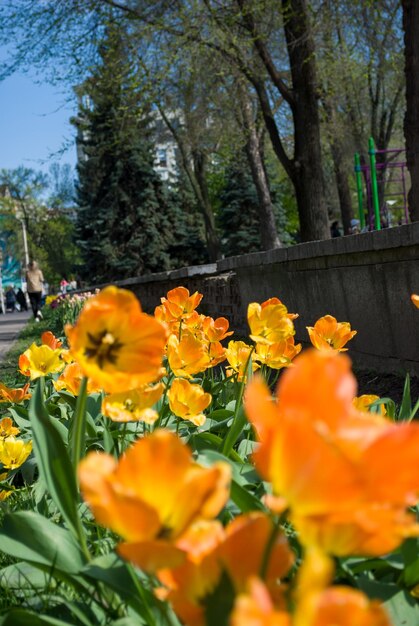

left=0, top=0, right=413, bottom=272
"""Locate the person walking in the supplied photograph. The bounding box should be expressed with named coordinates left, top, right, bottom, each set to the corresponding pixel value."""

left=16, top=288, right=28, bottom=311
left=25, top=261, right=44, bottom=321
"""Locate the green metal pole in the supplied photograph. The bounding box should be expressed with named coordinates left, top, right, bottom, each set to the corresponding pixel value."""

left=368, top=137, right=381, bottom=230
left=354, top=152, right=365, bottom=229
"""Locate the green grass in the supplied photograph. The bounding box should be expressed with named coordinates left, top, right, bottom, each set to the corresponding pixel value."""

left=0, top=307, right=64, bottom=388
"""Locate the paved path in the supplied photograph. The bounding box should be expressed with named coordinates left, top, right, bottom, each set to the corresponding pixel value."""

left=0, top=311, right=31, bottom=361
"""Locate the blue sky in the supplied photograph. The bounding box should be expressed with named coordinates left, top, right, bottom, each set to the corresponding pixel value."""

left=0, top=67, right=77, bottom=174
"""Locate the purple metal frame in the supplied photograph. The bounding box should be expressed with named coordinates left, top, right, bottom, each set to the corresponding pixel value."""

left=359, top=147, right=408, bottom=228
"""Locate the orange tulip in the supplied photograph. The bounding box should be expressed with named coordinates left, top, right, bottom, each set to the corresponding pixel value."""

left=166, top=332, right=210, bottom=378
left=182, top=311, right=206, bottom=338
left=248, top=300, right=295, bottom=345
left=353, top=394, right=386, bottom=416
left=220, top=513, right=294, bottom=594
left=18, top=353, right=31, bottom=377
left=168, top=378, right=211, bottom=426
left=411, top=294, right=419, bottom=309
left=202, top=316, right=234, bottom=342
left=66, top=286, right=168, bottom=393
left=156, top=512, right=293, bottom=626
left=254, top=337, right=302, bottom=370
left=231, top=578, right=290, bottom=626
left=53, top=362, right=102, bottom=396
left=157, top=520, right=225, bottom=626
left=232, top=549, right=391, bottom=626
left=0, top=418, right=20, bottom=438
left=207, top=340, right=227, bottom=367
left=245, top=350, right=419, bottom=556
left=60, top=349, right=75, bottom=364
left=78, top=430, right=231, bottom=572
left=306, top=315, right=357, bottom=352
left=102, top=383, right=164, bottom=424
left=41, top=331, right=63, bottom=350
left=293, top=548, right=392, bottom=626
left=295, top=586, right=392, bottom=626
left=160, top=286, right=203, bottom=322
left=0, top=382, right=31, bottom=403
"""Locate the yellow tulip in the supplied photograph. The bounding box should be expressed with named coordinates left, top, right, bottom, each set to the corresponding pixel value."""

left=18, top=343, right=64, bottom=380
left=102, top=383, right=164, bottom=423
left=168, top=378, right=211, bottom=426
left=0, top=437, right=32, bottom=470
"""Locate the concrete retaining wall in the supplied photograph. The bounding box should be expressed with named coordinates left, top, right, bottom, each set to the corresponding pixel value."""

left=105, top=223, right=419, bottom=376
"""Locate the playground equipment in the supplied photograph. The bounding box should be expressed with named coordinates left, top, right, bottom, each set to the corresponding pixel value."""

left=354, top=138, right=409, bottom=231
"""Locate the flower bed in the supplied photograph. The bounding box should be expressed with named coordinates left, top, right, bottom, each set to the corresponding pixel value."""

left=0, top=286, right=417, bottom=625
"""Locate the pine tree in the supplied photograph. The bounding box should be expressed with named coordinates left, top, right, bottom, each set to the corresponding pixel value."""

left=74, top=31, right=181, bottom=283
left=218, top=152, right=295, bottom=257
left=218, top=158, right=262, bottom=257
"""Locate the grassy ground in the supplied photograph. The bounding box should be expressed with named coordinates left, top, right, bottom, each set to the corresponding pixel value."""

left=0, top=308, right=63, bottom=388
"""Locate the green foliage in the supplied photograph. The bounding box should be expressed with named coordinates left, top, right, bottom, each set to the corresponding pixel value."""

left=218, top=151, right=297, bottom=256
left=74, top=29, right=207, bottom=282
left=218, top=157, right=263, bottom=256
left=0, top=286, right=418, bottom=623
left=0, top=167, right=80, bottom=284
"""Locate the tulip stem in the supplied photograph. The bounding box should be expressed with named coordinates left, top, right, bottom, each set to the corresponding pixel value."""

left=156, top=373, right=174, bottom=430
left=71, top=376, right=88, bottom=471
left=221, top=346, right=254, bottom=456
left=260, top=520, right=280, bottom=580
left=126, top=563, right=158, bottom=626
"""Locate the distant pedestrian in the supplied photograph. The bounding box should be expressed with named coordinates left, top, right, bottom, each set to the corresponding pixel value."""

left=60, top=277, right=69, bottom=294
left=330, top=221, right=341, bottom=238
left=350, top=219, right=360, bottom=235
left=26, top=260, right=44, bottom=321
left=5, top=286, right=17, bottom=312
left=16, top=288, right=28, bottom=312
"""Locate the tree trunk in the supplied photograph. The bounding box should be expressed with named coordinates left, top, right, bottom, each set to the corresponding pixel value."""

left=330, top=140, right=353, bottom=235
left=402, top=0, right=419, bottom=222
left=239, top=86, right=281, bottom=249
left=322, top=99, right=353, bottom=234
left=155, top=104, right=221, bottom=260
left=282, top=0, right=330, bottom=241
left=192, top=150, right=221, bottom=261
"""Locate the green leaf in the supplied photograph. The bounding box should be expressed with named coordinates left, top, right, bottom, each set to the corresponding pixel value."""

left=403, top=558, right=419, bottom=588
left=230, top=480, right=265, bottom=513
left=237, top=438, right=258, bottom=459
left=0, top=610, right=74, bottom=626
left=204, top=570, right=235, bottom=626
left=197, top=450, right=265, bottom=513
left=402, top=538, right=419, bottom=568
left=0, top=511, right=86, bottom=574
left=8, top=406, right=30, bottom=430
left=370, top=397, right=396, bottom=419
left=401, top=539, right=419, bottom=587
left=357, top=578, right=419, bottom=625
left=206, top=409, right=234, bottom=422
left=221, top=405, right=247, bottom=456
left=101, top=415, right=115, bottom=453
left=82, top=553, right=162, bottom=623
left=86, top=393, right=103, bottom=421
left=0, top=561, right=54, bottom=590
left=194, top=433, right=243, bottom=463
left=28, top=379, right=81, bottom=537
left=111, top=615, right=145, bottom=626
left=398, top=374, right=412, bottom=421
